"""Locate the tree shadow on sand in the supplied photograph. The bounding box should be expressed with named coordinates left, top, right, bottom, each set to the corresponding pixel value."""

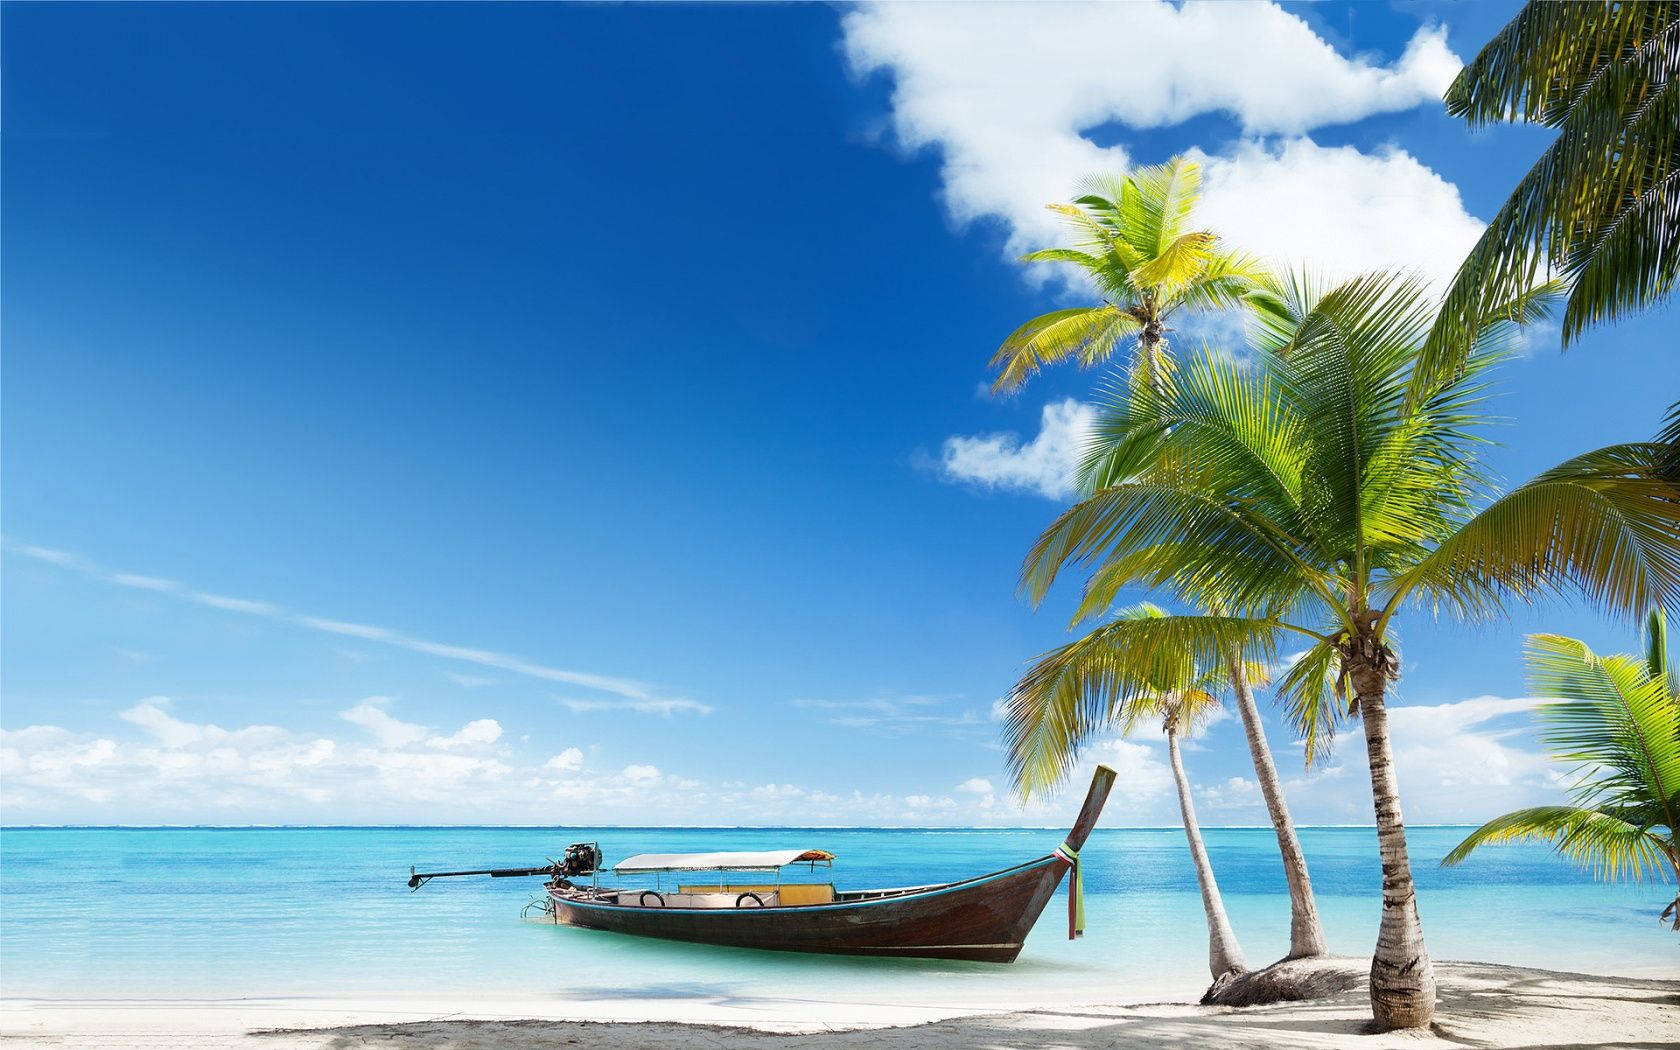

left=261, top=963, right=1677, bottom=1050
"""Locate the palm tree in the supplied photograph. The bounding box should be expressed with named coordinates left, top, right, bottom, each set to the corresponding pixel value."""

left=1444, top=610, right=1680, bottom=928
left=989, top=156, right=1268, bottom=397
left=1424, top=1, right=1679, bottom=379
left=997, top=163, right=1328, bottom=959
left=1017, top=272, right=1680, bottom=1028
left=1008, top=603, right=1249, bottom=988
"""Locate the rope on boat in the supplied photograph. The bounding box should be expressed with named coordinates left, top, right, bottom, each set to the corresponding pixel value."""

left=1053, top=842, right=1084, bottom=940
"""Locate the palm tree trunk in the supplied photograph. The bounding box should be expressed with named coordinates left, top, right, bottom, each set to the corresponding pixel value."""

left=1166, top=726, right=1246, bottom=983
left=1227, top=656, right=1327, bottom=958
left=1351, top=665, right=1437, bottom=1029
left=1135, top=315, right=1167, bottom=399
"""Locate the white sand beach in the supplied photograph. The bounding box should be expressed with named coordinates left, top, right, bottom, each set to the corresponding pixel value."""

left=3, top=961, right=1675, bottom=1050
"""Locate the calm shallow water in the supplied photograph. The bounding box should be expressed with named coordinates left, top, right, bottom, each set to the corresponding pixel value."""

left=0, top=826, right=1673, bottom=1006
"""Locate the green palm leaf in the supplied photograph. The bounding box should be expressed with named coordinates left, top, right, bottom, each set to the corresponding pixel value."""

left=1427, top=2, right=1680, bottom=370
left=1387, top=443, right=1680, bottom=623
left=1003, top=608, right=1276, bottom=794
left=1444, top=624, right=1680, bottom=922
left=1442, top=806, right=1672, bottom=882
left=989, top=307, right=1140, bottom=395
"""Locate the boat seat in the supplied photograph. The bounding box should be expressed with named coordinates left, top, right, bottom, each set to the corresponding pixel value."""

left=680, top=883, right=835, bottom=906
left=620, top=890, right=783, bottom=908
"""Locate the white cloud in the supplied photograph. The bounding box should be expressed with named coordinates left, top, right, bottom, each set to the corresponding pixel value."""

left=843, top=1, right=1478, bottom=287
left=11, top=544, right=82, bottom=566
left=427, top=718, right=502, bottom=749
left=557, top=696, right=715, bottom=717
left=545, top=747, right=584, bottom=772
left=793, top=696, right=988, bottom=735
left=1096, top=737, right=1176, bottom=802
left=190, top=591, right=278, bottom=615
left=0, top=687, right=1568, bottom=828
left=939, top=399, right=1095, bottom=499
left=1270, top=695, right=1561, bottom=825
left=1198, top=775, right=1262, bottom=810
left=4, top=540, right=706, bottom=715
left=1192, top=138, right=1484, bottom=291
left=110, top=572, right=179, bottom=592
left=339, top=698, right=431, bottom=748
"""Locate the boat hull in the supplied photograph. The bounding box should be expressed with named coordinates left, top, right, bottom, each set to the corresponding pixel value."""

left=547, top=856, right=1068, bottom=963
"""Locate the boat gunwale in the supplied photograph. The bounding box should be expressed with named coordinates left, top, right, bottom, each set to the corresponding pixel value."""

left=550, top=854, right=1060, bottom=915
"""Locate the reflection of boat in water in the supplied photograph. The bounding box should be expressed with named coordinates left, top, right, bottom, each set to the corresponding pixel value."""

left=408, top=764, right=1115, bottom=963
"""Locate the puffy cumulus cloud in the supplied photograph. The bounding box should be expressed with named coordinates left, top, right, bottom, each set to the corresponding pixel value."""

left=2, top=697, right=520, bottom=822
left=1192, top=138, right=1484, bottom=292
left=1197, top=775, right=1262, bottom=812
left=1, top=698, right=1158, bottom=827
left=1382, top=695, right=1562, bottom=820
left=938, top=399, right=1095, bottom=499
left=338, top=697, right=430, bottom=748
left=1253, top=695, right=1560, bottom=826
left=0, top=692, right=1566, bottom=829
left=544, top=747, right=584, bottom=772
left=427, top=718, right=502, bottom=749
left=843, top=1, right=1478, bottom=287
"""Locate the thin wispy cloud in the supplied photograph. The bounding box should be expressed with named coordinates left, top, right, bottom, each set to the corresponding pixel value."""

left=4, top=539, right=706, bottom=715
left=192, top=592, right=279, bottom=615
left=793, top=696, right=987, bottom=732
left=557, top=696, right=715, bottom=716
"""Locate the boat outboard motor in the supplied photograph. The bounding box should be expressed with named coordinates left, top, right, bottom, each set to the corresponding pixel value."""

left=558, top=842, right=602, bottom=877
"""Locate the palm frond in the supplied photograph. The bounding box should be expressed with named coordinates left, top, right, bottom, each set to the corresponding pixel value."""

left=1429, top=2, right=1680, bottom=363
left=1271, top=271, right=1439, bottom=566
left=1388, top=443, right=1680, bottom=623
left=1077, top=347, right=1306, bottom=513
left=1659, top=398, right=1680, bottom=484
left=1003, top=610, right=1276, bottom=793
left=1443, top=3, right=1677, bottom=128
left=989, top=307, right=1139, bottom=395
left=1441, top=805, right=1672, bottom=882
left=1526, top=633, right=1680, bottom=820
left=1020, top=478, right=1328, bottom=618
left=1171, top=251, right=1275, bottom=315
left=1272, top=637, right=1347, bottom=767
left=1132, top=232, right=1216, bottom=293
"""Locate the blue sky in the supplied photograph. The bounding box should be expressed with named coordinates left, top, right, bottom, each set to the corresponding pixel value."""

left=3, top=1, right=1675, bottom=827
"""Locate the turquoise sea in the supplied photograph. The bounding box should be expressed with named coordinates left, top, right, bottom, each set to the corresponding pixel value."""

left=1, top=826, right=1673, bottom=1008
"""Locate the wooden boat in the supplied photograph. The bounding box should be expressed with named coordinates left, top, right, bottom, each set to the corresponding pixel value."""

left=408, top=764, right=1114, bottom=963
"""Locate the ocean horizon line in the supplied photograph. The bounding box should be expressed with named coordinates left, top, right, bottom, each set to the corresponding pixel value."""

left=0, top=822, right=1453, bottom=831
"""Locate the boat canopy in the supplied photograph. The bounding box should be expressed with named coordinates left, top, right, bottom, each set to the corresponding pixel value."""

left=612, top=849, right=835, bottom=874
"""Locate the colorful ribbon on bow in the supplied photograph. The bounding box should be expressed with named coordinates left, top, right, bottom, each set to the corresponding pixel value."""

left=1053, top=841, right=1083, bottom=939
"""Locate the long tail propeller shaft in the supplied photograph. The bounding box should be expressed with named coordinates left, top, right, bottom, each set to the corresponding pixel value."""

left=408, top=864, right=557, bottom=890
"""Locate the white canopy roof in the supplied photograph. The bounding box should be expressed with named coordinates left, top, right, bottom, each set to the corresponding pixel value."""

left=613, top=849, right=834, bottom=874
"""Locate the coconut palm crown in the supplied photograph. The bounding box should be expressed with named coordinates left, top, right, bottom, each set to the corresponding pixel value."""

left=1444, top=611, right=1680, bottom=928
left=1424, top=1, right=1680, bottom=381
left=989, top=156, right=1269, bottom=396
left=1012, top=270, right=1680, bottom=1028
